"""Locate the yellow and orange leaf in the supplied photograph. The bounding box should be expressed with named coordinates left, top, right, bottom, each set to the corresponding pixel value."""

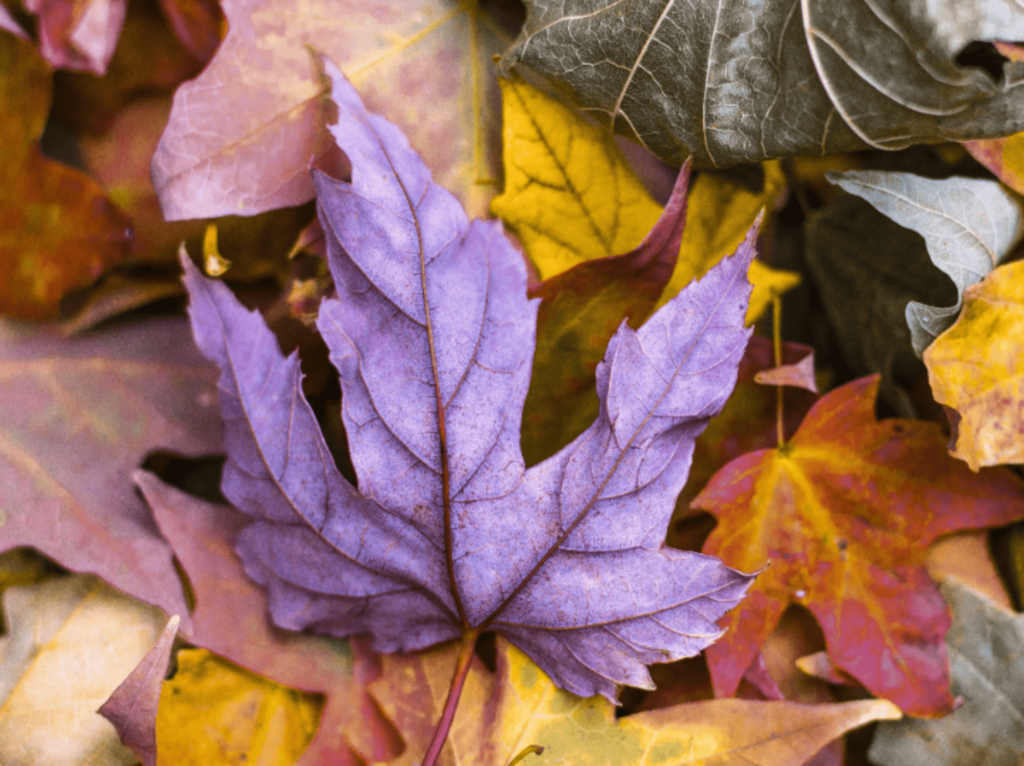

left=0, top=35, right=131, bottom=319
left=924, top=260, right=1024, bottom=471
left=693, top=376, right=1024, bottom=716
left=490, top=76, right=798, bottom=323
left=367, top=636, right=900, bottom=766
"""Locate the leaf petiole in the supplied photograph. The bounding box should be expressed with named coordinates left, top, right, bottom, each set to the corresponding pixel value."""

left=421, top=631, right=480, bottom=766
left=507, top=745, right=545, bottom=766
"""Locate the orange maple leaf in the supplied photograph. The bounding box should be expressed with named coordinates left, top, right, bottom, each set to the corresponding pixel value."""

left=693, top=376, right=1024, bottom=717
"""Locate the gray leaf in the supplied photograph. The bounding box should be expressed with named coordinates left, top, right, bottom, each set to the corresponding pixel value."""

left=869, top=578, right=1024, bottom=766
left=500, top=0, right=1024, bottom=166
left=830, top=170, right=1024, bottom=355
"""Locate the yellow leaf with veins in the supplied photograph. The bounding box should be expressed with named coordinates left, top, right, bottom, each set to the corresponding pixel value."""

left=156, top=649, right=322, bottom=765
left=491, top=76, right=798, bottom=324
left=924, top=260, right=1024, bottom=471
left=367, top=636, right=900, bottom=766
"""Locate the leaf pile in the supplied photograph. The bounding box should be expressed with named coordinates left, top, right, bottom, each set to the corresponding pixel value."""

left=5, top=2, right=1024, bottom=766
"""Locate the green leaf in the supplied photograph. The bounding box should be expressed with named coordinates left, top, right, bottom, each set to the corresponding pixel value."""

left=500, top=0, right=1024, bottom=166
left=829, top=170, right=1024, bottom=355
left=869, top=579, right=1024, bottom=766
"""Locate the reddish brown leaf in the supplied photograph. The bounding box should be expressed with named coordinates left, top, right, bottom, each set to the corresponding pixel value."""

left=98, top=614, right=180, bottom=766
left=24, top=0, right=126, bottom=74
left=0, top=319, right=220, bottom=619
left=694, top=376, right=1024, bottom=716
left=51, top=0, right=206, bottom=135
left=156, top=0, right=224, bottom=62
left=0, top=35, right=131, bottom=319
left=135, top=472, right=402, bottom=766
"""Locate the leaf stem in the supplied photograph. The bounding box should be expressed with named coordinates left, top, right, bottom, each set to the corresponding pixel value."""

left=772, top=293, right=784, bottom=448
left=422, top=632, right=479, bottom=766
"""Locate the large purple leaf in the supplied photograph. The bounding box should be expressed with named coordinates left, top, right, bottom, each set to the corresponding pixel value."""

left=182, top=58, right=757, bottom=701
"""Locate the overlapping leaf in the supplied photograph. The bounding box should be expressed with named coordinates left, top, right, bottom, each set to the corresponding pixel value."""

left=0, top=34, right=131, bottom=319
left=368, top=635, right=901, bottom=766
left=182, top=58, right=758, bottom=703
left=0, top=318, right=221, bottom=619
left=0, top=575, right=166, bottom=765
left=156, top=649, right=323, bottom=765
left=869, top=579, right=1024, bottom=766
left=152, top=0, right=508, bottom=220
left=693, top=376, right=1024, bottom=716
left=924, top=260, right=1024, bottom=471
left=490, top=74, right=797, bottom=313
left=136, top=472, right=389, bottom=766
left=501, top=0, right=1024, bottom=167
left=25, top=0, right=127, bottom=75
left=829, top=171, right=1024, bottom=355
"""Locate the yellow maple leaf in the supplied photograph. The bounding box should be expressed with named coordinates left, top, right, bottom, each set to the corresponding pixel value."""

left=490, top=76, right=799, bottom=325
left=366, top=636, right=900, bottom=766
left=156, top=649, right=322, bottom=765
left=924, top=260, right=1024, bottom=471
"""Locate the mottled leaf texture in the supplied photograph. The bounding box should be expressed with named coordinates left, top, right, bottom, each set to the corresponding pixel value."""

left=501, top=0, right=1024, bottom=167
left=369, top=636, right=902, bottom=766
left=0, top=318, right=221, bottom=620
left=925, top=260, right=1024, bottom=471
left=0, top=575, right=166, bottom=766
left=0, top=34, right=131, bottom=319
left=693, top=376, right=1024, bottom=716
left=869, top=579, right=1024, bottom=766
left=183, top=60, right=757, bottom=702
left=152, top=0, right=505, bottom=220
left=829, top=171, right=1024, bottom=355
left=99, top=615, right=180, bottom=766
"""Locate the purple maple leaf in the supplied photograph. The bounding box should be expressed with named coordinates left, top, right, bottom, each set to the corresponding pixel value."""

left=181, top=58, right=757, bottom=704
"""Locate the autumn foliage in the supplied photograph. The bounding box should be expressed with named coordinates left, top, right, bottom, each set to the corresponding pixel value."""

left=2, top=2, right=1024, bottom=766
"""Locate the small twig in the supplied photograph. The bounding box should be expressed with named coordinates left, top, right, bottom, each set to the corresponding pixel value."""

left=507, top=745, right=545, bottom=766
left=772, top=293, right=785, bottom=448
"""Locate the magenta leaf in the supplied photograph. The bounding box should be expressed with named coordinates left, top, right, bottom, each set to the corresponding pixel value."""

left=182, top=58, right=758, bottom=702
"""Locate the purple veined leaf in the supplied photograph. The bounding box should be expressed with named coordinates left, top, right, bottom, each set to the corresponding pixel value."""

left=182, top=54, right=758, bottom=704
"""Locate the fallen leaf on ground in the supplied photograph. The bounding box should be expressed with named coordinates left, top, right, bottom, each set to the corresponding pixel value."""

left=501, top=0, right=1024, bottom=167
left=152, top=0, right=509, bottom=220
left=0, top=34, right=131, bottom=319
left=136, top=472, right=398, bottom=766
left=693, top=376, right=1024, bottom=716
left=869, top=579, right=1024, bottom=766
left=370, top=635, right=901, bottom=766
left=0, top=318, right=221, bottom=620
left=489, top=75, right=796, bottom=320
left=156, top=648, right=322, bottom=766
left=924, top=260, right=1024, bottom=470
left=964, top=133, right=1024, bottom=196
left=755, top=350, right=818, bottom=392
left=79, top=96, right=313, bottom=279
left=829, top=171, right=1024, bottom=355
left=0, top=575, right=166, bottom=765
left=99, top=615, right=180, bottom=766
left=183, top=59, right=757, bottom=706
left=25, top=0, right=127, bottom=74
left=521, top=161, right=694, bottom=464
